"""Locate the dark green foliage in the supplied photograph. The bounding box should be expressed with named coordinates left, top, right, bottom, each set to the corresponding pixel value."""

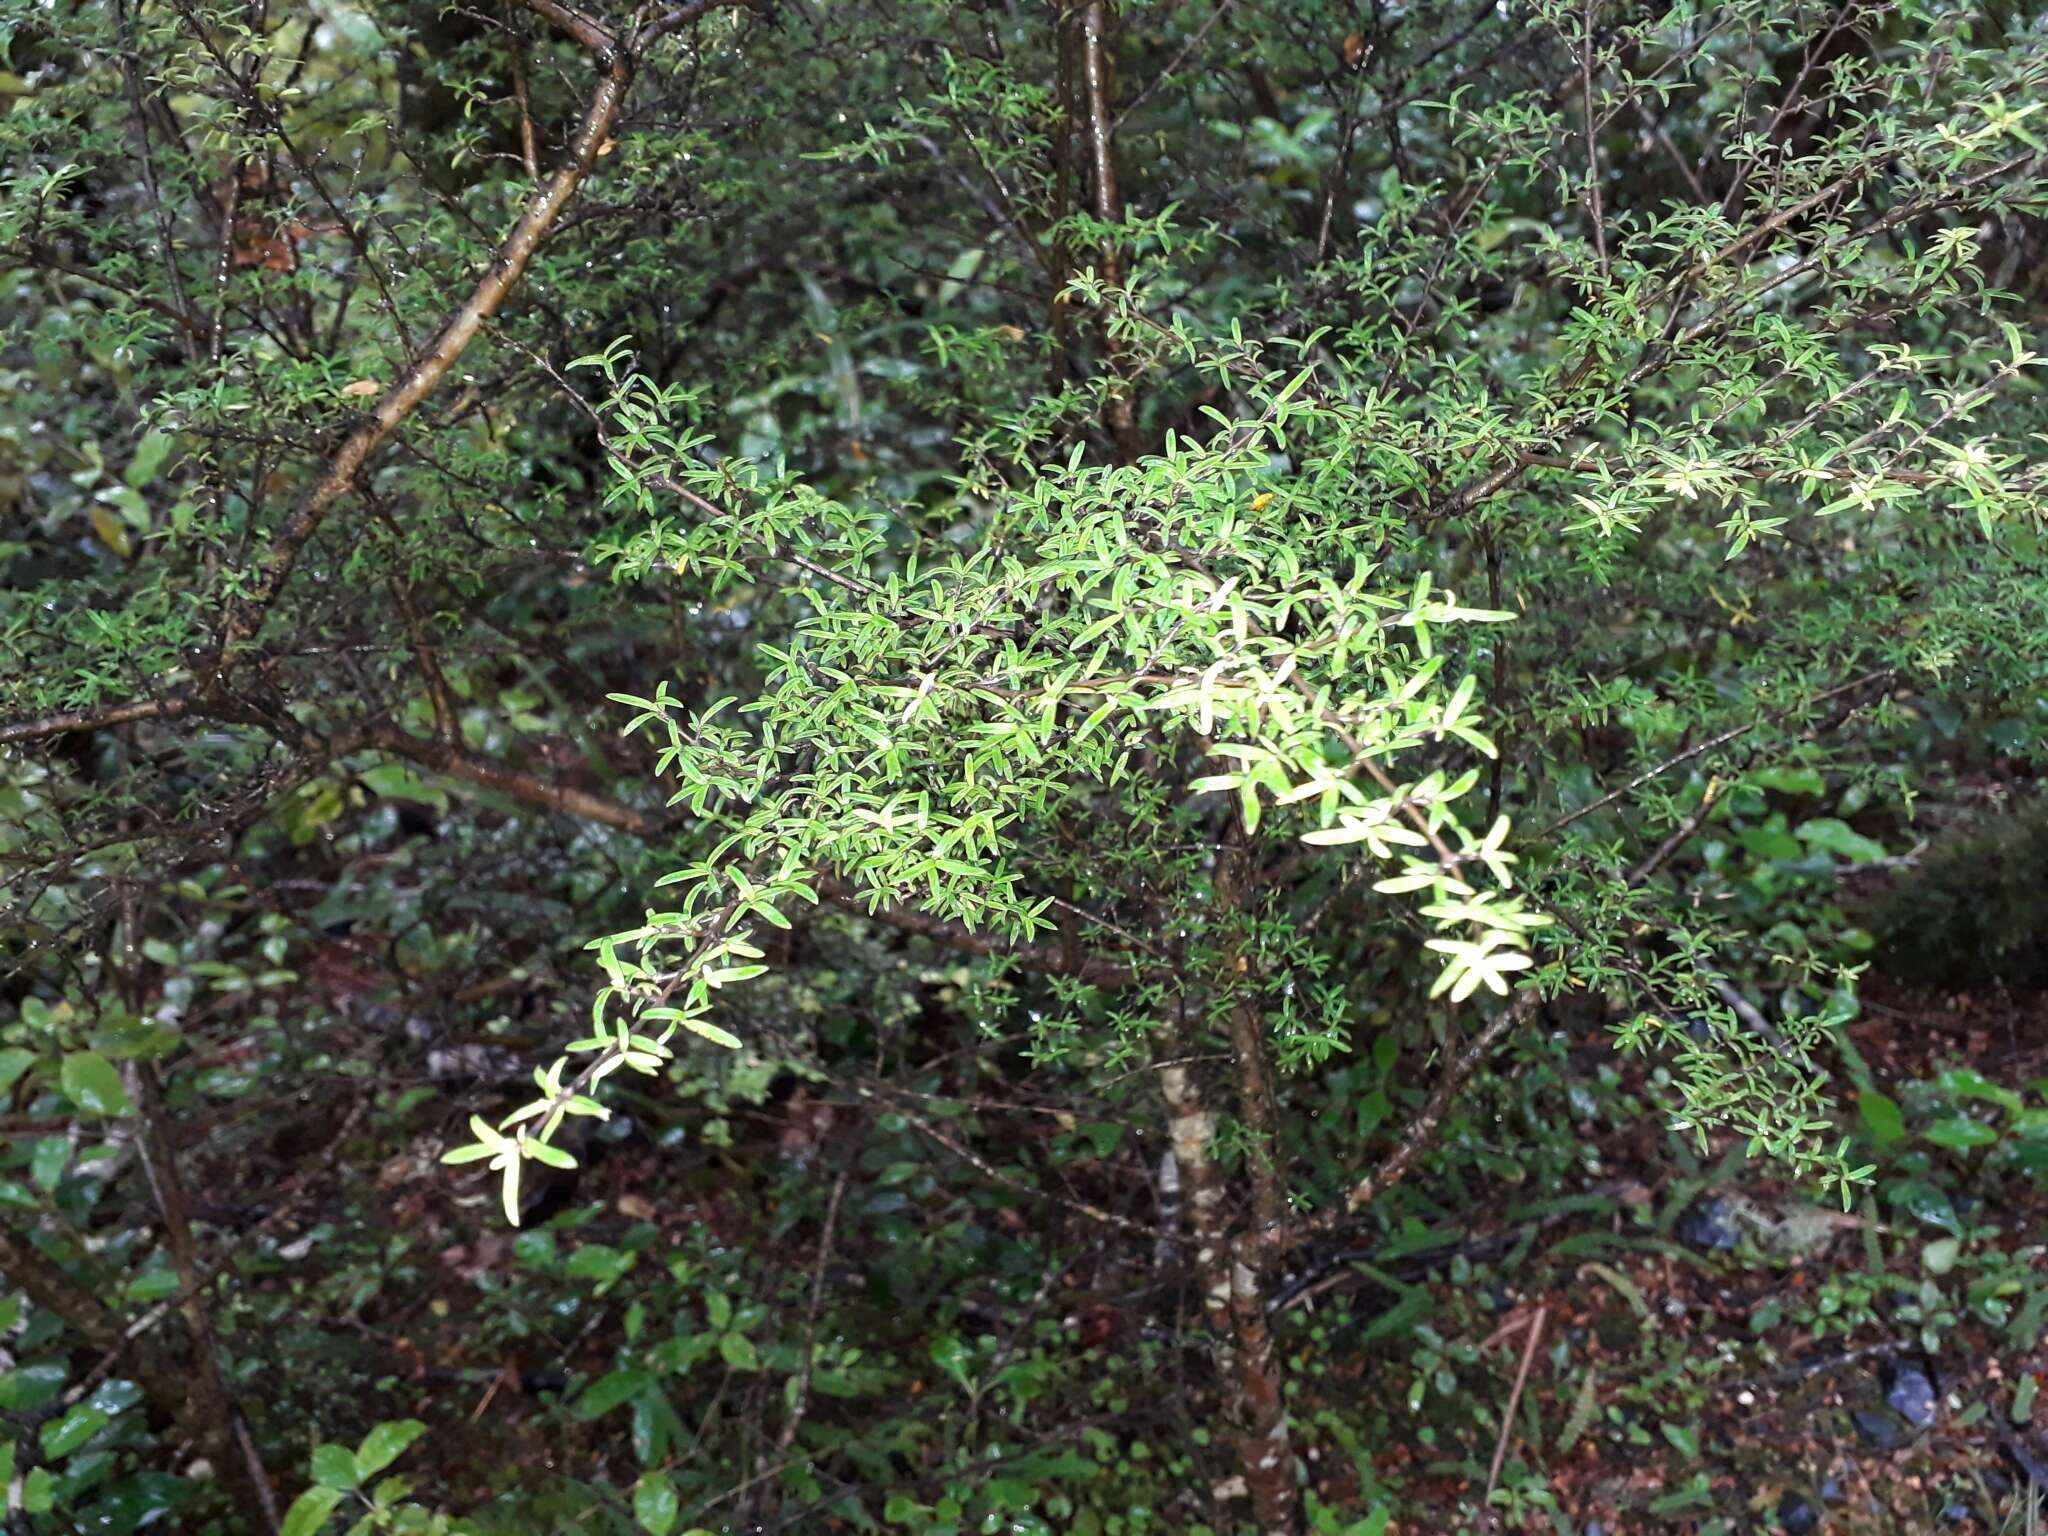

left=4, top=0, right=2048, bottom=1530
left=1869, top=798, right=2048, bottom=990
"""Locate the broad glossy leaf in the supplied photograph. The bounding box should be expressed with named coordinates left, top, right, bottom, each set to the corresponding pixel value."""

left=59, top=1052, right=130, bottom=1117
left=634, top=1471, right=680, bottom=1536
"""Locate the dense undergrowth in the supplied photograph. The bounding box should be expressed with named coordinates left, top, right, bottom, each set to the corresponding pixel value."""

left=4, top=0, right=2048, bottom=1531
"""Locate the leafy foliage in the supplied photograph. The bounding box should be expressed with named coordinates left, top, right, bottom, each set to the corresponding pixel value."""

left=4, top=0, right=2048, bottom=1530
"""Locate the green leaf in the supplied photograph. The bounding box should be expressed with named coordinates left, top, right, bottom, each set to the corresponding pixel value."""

left=126, top=428, right=176, bottom=487
left=0, top=1047, right=34, bottom=1095
left=576, top=1368, right=652, bottom=1420
left=357, top=761, right=451, bottom=811
left=2013, top=1373, right=2038, bottom=1425
left=1660, top=1422, right=1700, bottom=1459
left=1795, top=818, right=1886, bottom=864
left=353, top=1419, right=425, bottom=1479
left=1858, top=1090, right=1905, bottom=1146
left=884, top=1493, right=925, bottom=1522
left=280, top=1484, right=347, bottom=1536
left=39, top=1403, right=109, bottom=1458
left=311, top=1443, right=360, bottom=1489
left=1921, top=1237, right=1961, bottom=1276
left=1357, top=1089, right=1389, bottom=1138
left=1885, top=1178, right=1958, bottom=1232
left=30, top=1135, right=69, bottom=1190
left=634, top=1471, right=680, bottom=1536
left=1924, top=1115, right=1998, bottom=1150
left=680, top=1016, right=742, bottom=1050
left=1933, top=1067, right=2024, bottom=1116
left=524, top=1139, right=579, bottom=1170
left=1750, top=766, right=1826, bottom=796
left=719, top=1332, right=760, bottom=1371
left=929, top=1333, right=972, bottom=1386
left=60, top=1051, right=131, bottom=1117
left=565, top=1244, right=632, bottom=1284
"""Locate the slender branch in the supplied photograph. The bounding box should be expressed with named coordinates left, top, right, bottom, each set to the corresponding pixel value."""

left=636, top=0, right=757, bottom=51
left=1577, top=0, right=1606, bottom=276
left=1541, top=668, right=1894, bottom=837
left=0, top=1177, right=280, bottom=1522
left=1484, top=1304, right=1548, bottom=1514
left=843, top=1078, right=1168, bottom=1238
left=1113, top=0, right=1237, bottom=131
left=2, top=243, right=211, bottom=344
left=773, top=1159, right=850, bottom=1458
left=0, top=691, right=1148, bottom=991
left=1624, top=775, right=1723, bottom=887
left=1216, top=811, right=1289, bottom=1238
left=507, top=4, right=542, bottom=179
left=127, top=1060, right=281, bottom=1532
left=815, top=873, right=1141, bottom=987
left=1718, top=0, right=1862, bottom=223
left=0, top=1227, right=123, bottom=1355
left=1079, top=0, right=1140, bottom=461
left=386, top=576, right=459, bottom=742
left=356, top=722, right=664, bottom=835
left=1277, top=988, right=1546, bottom=1255
left=0, top=695, right=188, bottom=748
left=204, top=20, right=635, bottom=676
left=522, top=0, right=618, bottom=57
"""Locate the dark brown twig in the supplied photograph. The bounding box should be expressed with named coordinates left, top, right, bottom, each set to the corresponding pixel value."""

left=1484, top=1304, right=1548, bottom=1518
left=773, top=1161, right=851, bottom=1458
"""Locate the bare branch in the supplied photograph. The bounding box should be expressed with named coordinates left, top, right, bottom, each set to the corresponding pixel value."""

left=1286, top=988, right=1546, bottom=1247
left=1541, top=668, right=1895, bottom=837
left=356, top=722, right=665, bottom=836
left=519, top=0, right=618, bottom=56
left=205, top=30, right=635, bottom=677
left=815, top=873, right=1141, bottom=987
left=1080, top=0, right=1140, bottom=461
left=636, top=0, right=758, bottom=51
left=0, top=695, right=189, bottom=748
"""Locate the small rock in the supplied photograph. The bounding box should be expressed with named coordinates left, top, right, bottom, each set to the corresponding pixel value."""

left=1941, top=1504, right=1972, bottom=1524
left=1884, top=1358, right=1939, bottom=1429
left=1818, top=1477, right=1843, bottom=1502
left=1676, top=1195, right=1741, bottom=1251
left=1776, top=1491, right=1820, bottom=1534
left=1852, top=1407, right=1911, bottom=1451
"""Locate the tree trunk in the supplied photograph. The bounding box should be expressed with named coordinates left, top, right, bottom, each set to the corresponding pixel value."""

left=1156, top=998, right=1301, bottom=1535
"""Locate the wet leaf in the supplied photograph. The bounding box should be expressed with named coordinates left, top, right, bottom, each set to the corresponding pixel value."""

left=353, top=1419, right=425, bottom=1479
left=1925, top=1115, right=1998, bottom=1150
left=39, top=1404, right=108, bottom=1459
left=311, top=1443, right=359, bottom=1489
left=60, top=1052, right=131, bottom=1117
left=279, top=1484, right=345, bottom=1536
left=634, top=1471, right=679, bottom=1536
left=1884, top=1177, right=1958, bottom=1232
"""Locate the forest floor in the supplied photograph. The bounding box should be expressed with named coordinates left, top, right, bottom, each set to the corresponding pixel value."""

left=1349, top=975, right=2048, bottom=1535
left=218, top=966, right=2048, bottom=1536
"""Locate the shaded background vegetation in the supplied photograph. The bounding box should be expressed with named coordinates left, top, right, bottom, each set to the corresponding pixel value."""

left=3, top=0, right=2048, bottom=1531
